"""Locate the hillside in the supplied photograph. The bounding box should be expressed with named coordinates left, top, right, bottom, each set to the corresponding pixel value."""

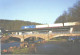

left=55, top=1, right=80, bottom=23
left=0, top=19, right=41, bottom=30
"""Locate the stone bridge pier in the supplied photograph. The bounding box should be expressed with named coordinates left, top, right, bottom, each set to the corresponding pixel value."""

left=21, top=38, right=24, bottom=42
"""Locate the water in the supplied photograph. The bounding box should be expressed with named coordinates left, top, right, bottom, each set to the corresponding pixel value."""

left=1, top=39, right=43, bottom=50
left=1, top=42, right=21, bottom=50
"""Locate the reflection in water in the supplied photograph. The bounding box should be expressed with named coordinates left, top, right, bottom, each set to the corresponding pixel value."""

left=1, top=42, right=21, bottom=50
left=9, top=37, right=20, bottom=42
left=1, top=37, right=43, bottom=50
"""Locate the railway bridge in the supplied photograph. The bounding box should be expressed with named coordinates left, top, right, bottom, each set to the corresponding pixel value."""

left=5, top=22, right=80, bottom=42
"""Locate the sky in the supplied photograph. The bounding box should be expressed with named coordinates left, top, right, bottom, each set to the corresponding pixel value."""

left=0, top=0, right=78, bottom=24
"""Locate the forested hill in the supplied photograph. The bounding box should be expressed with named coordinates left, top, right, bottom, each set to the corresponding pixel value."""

left=0, top=19, right=41, bottom=30
left=55, top=1, right=80, bottom=23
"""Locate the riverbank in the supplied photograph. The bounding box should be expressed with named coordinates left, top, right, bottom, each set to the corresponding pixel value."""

left=1, top=43, right=37, bottom=54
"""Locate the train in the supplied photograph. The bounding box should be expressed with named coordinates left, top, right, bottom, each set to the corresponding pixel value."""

left=21, top=22, right=78, bottom=29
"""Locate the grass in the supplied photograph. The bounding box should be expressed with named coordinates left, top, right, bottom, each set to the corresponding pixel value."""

left=12, top=47, right=29, bottom=54
left=48, top=38, right=67, bottom=41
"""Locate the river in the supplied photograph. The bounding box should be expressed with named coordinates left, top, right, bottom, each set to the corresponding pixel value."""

left=1, top=39, right=42, bottom=50
left=1, top=40, right=80, bottom=54
left=35, top=41, right=80, bottom=55
left=1, top=42, right=21, bottom=50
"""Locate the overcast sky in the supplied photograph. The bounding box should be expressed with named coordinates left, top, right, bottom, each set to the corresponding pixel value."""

left=0, top=0, right=77, bottom=24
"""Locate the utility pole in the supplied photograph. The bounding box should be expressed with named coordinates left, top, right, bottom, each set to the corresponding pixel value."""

left=62, top=17, right=64, bottom=27
left=48, top=30, right=49, bottom=40
left=48, top=24, right=49, bottom=40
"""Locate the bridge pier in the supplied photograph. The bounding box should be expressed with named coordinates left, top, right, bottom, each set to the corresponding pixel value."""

left=35, top=37, right=38, bottom=40
left=70, top=27, right=73, bottom=33
left=21, top=38, right=24, bottom=42
left=45, top=38, right=49, bottom=40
